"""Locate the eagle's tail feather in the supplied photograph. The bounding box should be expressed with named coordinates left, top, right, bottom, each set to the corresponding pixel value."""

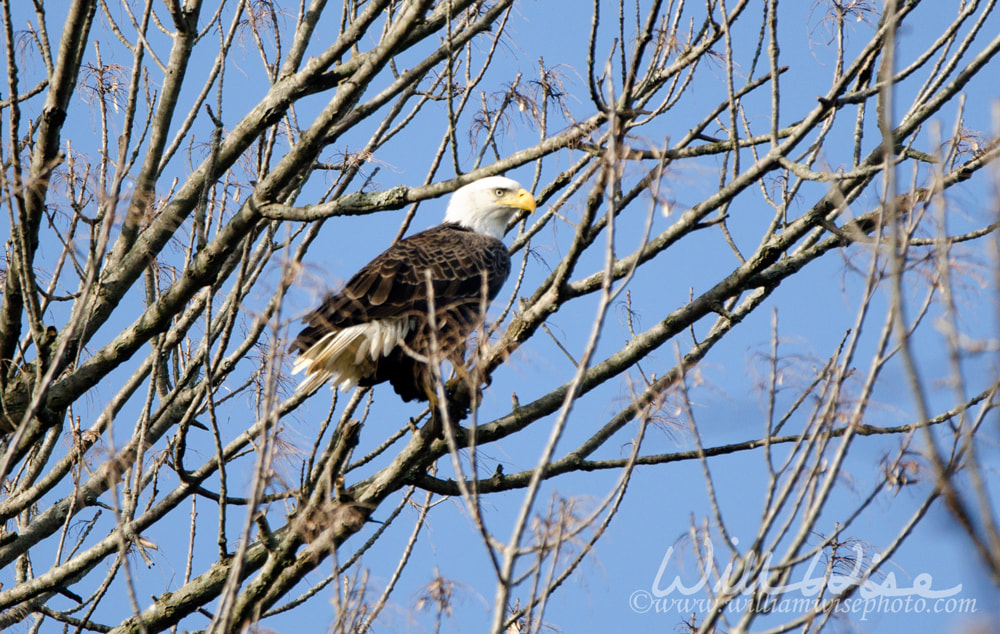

left=291, top=319, right=411, bottom=393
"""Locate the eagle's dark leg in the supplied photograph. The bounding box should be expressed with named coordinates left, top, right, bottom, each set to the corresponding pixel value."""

left=420, top=375, right=482, bottom=441
left=421, top=388, right=445, bottom=439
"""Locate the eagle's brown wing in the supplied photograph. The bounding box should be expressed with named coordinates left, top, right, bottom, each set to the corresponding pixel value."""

left=291, top=223, right=510, bottom=359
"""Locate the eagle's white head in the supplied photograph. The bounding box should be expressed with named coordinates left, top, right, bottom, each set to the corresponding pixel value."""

left=444, top=176, right=536, bottom=239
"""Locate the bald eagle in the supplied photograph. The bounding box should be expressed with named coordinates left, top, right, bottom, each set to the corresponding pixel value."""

left=290, top=176, right=535, bottom=409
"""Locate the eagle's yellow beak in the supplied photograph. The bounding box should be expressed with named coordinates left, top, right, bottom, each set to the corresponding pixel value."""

left=504, top=187, right=536, bottom=214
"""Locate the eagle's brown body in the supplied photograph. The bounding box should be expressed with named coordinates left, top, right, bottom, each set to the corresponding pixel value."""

left=290, top=223, right=511, bottom=401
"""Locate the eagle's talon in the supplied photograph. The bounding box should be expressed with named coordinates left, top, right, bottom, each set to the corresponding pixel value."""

left=443, top=378, right=482, bottom=424
left=421, top=417, right=444, bottom=439
left=421, top=407, right=444, bottom=439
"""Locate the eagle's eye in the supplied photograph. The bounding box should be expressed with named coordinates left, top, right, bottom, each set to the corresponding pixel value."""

left=494, top=188, right=507, bottom=198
